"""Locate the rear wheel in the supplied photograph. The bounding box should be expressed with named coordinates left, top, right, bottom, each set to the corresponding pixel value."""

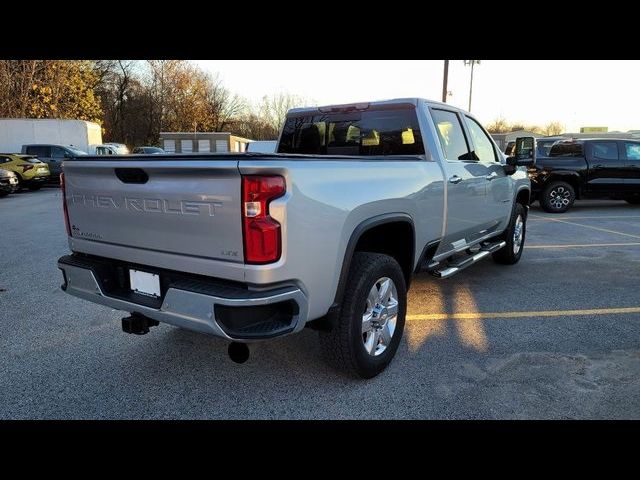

left=493, top=203, right=527, bottom=265
left=13, top=173, right=23, bottom=191
left=540, top=181, right=575, bottom=213
left=319, top=252, right=407, bottom=379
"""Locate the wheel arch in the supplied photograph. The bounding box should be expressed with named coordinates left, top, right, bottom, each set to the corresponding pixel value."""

left=515, top=186, right=531, bottom=207
left=333, top=213, right=415, bottom=307
left=544, top=172, right=582, bottom=198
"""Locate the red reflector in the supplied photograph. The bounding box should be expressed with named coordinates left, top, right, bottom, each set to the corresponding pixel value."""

left=242, top=175, right=285, bottom=264
left=60, top=173, right=71, bottom=236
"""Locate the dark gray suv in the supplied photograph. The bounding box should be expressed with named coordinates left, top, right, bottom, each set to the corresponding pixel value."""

left=21, top=144, right=88, bottom=179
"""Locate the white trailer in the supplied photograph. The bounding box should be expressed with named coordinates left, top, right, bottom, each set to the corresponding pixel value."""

left=0, top=118, right=102, bottom=154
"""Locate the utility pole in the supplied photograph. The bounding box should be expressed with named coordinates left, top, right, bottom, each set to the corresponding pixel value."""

left=464, top=60, right=481, bottom=112
left=442, top=60, right=449, bottom=103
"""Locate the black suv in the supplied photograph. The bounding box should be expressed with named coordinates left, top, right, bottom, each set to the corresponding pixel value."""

left=529, top=138, right=640, bottom=213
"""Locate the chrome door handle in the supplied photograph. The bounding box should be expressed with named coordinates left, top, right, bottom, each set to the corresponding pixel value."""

left=448, top=175, right=463, bottom=184
left=486, top=172, right=499, bottom=180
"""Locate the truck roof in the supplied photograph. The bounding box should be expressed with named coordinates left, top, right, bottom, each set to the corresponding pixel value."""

left=555, top=138, right=640, bottom=143
left=287, top=97, right=468, bottom=116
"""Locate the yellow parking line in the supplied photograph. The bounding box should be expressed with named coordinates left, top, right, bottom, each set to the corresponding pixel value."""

left=529, top=215, right=640, bottom=240
left=407, top=306, right=640, bottom=321
left=525, top=242, right=640, bottom=249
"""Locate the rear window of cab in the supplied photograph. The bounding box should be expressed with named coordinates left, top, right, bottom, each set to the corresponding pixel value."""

left=549, top=142, right=584, bottom=157
left=278, top=106, right=425, bottom=156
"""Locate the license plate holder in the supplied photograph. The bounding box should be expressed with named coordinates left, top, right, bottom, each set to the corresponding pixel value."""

left=129, top=269, right=161, bottom=298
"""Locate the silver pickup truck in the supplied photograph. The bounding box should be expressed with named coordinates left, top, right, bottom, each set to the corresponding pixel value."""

left=58, top=98, right=534, bottom=378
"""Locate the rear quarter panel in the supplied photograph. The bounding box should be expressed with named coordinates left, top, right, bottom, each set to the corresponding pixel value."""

left=238, top=159, right=445, bottom=320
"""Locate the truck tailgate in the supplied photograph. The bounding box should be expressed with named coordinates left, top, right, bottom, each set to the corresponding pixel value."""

left=63, top=159, right=243, bottom=263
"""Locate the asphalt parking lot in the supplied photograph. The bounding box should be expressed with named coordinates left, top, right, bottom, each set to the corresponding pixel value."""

left=1, top=187, right=639, bottom=419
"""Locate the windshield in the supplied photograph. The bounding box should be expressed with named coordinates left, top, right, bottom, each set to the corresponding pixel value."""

left=18, top=156, right=43, bottom=164
left=67, top=147, right=88, bottom=156
left=278, top=106, right=425, bottom=156
left=145, top=147, right=164, bottom=153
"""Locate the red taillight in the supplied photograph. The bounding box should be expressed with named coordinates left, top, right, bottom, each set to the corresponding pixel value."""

left=242, top=175, right=285, bottom=264
left=22, top=164, right=34, bottom=173
left=60, top=173, right=71, bottom=236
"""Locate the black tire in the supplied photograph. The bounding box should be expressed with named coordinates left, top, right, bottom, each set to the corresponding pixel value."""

left=540, top=180, right=575, bottom=213
left=0, top=190, right=8, bottom=198
left=625, top=197, right=640, bottom=205
left=13, top=173, right=23, bottom=191
left=28, top=184, right=42, bottom=191
left=492, top=203, right=527, bottom=265
left=319, top=252, right=407, bottom=379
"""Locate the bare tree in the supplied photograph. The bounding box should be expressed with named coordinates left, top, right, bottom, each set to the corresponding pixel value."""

left=485, top=116, right=511, bottom=133
left=260, top=93, right=307, bottom=133
left=544, top=121, right=565, bottom=136
left=204, top=73, right=245, bottom=132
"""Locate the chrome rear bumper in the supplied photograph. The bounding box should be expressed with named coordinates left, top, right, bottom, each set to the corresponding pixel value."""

left=58, top=254, right=309, bottom=341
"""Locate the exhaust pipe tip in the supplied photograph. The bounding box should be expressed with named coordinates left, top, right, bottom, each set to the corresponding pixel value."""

left=228, top=342, right=250, bottom=364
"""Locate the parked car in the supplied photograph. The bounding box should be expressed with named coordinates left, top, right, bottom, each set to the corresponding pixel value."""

left=58, top=98, right=534, bottom=378
left=104, top=143, right=130, bottom=154
left=0, top=168, right=18, bottom=197
left=132, top=146, right=164, bottom=154
left=529, top=138, right=640, bottom=212
left=21, top=144, right=87, bottom=179
left=0, top=154, right=50, bottom=191
left=89, top=144, right=126, bottom=155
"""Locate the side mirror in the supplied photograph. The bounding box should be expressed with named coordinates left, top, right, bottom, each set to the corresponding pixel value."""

left=507, top=137, right=536, bottom=168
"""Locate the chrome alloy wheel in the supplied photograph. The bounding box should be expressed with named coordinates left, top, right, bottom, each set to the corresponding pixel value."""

left=549, top=186, right=571, bottom=209
left=513, top=214, right=524, bottom=254
left=361, top=277, right=399, bottom=356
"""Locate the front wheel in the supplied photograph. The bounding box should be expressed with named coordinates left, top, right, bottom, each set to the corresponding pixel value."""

left=493, top=203, right=527, bottom=265
left=319, top=252, right=407, bottom=379
left=540, top=181, right=575, bottom=213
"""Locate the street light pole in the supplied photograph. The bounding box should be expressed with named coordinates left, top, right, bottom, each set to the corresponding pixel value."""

left=464, top=60, right=481, bottom=112
left=442, top=60, right=449, bottom=103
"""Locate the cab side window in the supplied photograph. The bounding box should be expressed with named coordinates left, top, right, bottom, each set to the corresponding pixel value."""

left=27, top=146, right=50, bottom=157
left=52, top=146, right=67, bottom=158
left=431, top=109, right=472, bottom=161
left=465, top=116, right=498, bottom=163
left=591, top=142, right=618, bottom=161
left=625, top=142, right=640, bottom=161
